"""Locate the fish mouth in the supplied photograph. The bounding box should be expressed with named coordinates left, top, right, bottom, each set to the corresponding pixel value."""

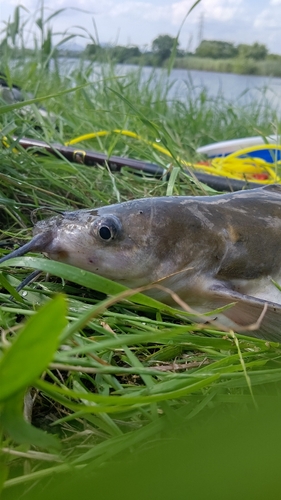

left=0, top=230, right=55, bottom=265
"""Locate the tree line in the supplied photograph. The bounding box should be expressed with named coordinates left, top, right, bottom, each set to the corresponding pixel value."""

left=82, top=35, right=279, bottom=66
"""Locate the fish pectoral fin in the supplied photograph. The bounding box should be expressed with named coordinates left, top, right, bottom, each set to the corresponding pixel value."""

left=208, top=284, right=281, bottom=341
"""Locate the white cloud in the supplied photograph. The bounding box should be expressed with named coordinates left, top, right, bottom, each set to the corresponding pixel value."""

left=0, top=0, right=246, bottom=27
left=105, top=0, right=244, bottom=24
left=1, top=0, right=281, bottom=53
left=108, top=2, right=168, bottom=20
left=254, top=5, right=281, bottom=29
left=172, top=0, right=243, bottom=25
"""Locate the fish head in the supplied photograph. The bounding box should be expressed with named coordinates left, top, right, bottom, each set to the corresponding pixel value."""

left=33, top=198, right=194, bottom=287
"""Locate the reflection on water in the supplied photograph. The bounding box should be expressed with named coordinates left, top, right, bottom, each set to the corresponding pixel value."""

left=55, top=58, right=281, bottom=109
left=167, top=68, right=281, bottom=106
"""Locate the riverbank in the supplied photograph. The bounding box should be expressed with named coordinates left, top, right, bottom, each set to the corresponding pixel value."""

left=109, top=53, right=281, bottom=77
left=172, top=55, right=281, bottom=77
left=65, top=52, right=281, bottom=78
left=9, top=48, right=281, bottom=78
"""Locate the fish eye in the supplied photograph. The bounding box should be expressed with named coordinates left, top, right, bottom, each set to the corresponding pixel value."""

left=91, top=215, right=122, bottom=242
left=99, top=226, right=112, bottom=240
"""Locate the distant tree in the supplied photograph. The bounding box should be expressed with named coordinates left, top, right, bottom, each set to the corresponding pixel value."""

left=238, top=42, right=268, bottom=60
left=152, top=34, right=178, bottom=63
left=111, top=45, right=141, bottom=63
left=85, top=43, right=101, bottom=57
left=176, top=48, right=186, bottom=58
left=267, top=53, right=281, bottom=62
left=195, top=40, right=238, bottom=59
left=84, top=44, right=141, bottom=63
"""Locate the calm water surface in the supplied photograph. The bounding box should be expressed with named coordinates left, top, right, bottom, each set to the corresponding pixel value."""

left=60, top=58, right=281, bottom=109
left=167, top=67, right=281, bottom=105
left=124, top=65, right=281, bottom=108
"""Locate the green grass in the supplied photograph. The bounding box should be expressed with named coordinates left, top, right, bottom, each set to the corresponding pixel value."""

left=1, top=6, right=281, bottom=498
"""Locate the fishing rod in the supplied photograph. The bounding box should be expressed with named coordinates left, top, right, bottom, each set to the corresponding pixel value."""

left=13, top=136, right=263, bottom=192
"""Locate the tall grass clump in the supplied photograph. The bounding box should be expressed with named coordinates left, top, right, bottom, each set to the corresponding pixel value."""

left=1, top=4, right=281, bottom=498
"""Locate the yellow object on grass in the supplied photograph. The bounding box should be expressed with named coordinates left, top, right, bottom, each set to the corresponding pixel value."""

left=67, top=129, right=281, bottom=185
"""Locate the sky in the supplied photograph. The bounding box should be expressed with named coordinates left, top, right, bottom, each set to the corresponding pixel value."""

left=1, top=0, right=281, bottom=54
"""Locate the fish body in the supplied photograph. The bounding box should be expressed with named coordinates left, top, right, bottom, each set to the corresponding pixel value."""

left=2, top=185, right=281, bottom=339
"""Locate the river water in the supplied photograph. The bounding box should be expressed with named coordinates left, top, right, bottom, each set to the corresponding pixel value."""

left=167, top=68, right=281, bottom=105
left=59, top=58, right=281, bottom=109
left=119, top=65, right=281, bottom=109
